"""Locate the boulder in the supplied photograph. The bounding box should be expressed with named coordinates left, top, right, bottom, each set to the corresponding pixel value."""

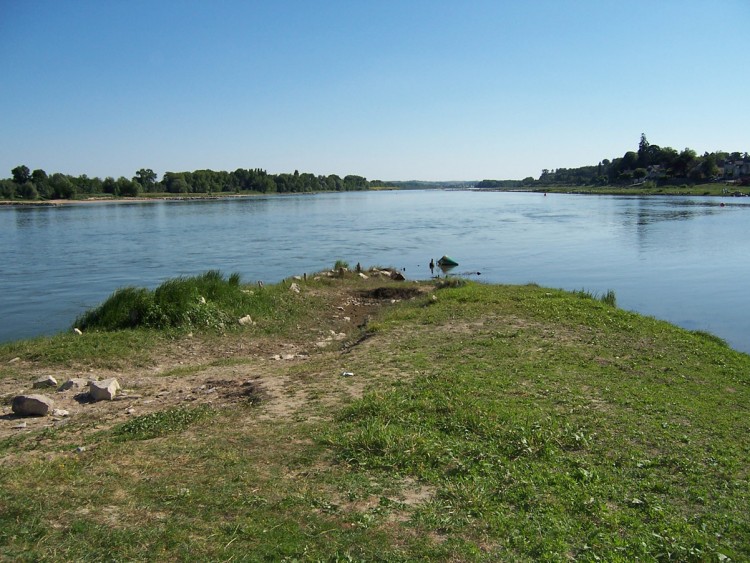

left=58, top=378, right=90, bottom=392
left=12, top=394, right=54, bottom=416
left=89, top=378, right=120, bottom=402
left=33, top=375, right=58, bottom=389
left=390, top=271, right=406, bottom=281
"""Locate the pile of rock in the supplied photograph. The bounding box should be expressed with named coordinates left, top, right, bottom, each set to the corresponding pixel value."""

left=10, top=376, right=122, bottom=418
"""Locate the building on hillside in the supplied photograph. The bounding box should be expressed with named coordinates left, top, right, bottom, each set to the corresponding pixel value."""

left=724, top=159, right=750, bottom=179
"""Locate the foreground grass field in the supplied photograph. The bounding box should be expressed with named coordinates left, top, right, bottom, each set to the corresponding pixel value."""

left=1, top=272, right=748, bottom=561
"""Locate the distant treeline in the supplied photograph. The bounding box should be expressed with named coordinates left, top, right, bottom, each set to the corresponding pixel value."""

left=477, top=135, right=750, bottom=188
left=0, top=166, right=386, bottom=201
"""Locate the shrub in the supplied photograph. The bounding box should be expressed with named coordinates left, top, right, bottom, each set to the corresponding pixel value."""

left=75, top=271, right=249, bottom=331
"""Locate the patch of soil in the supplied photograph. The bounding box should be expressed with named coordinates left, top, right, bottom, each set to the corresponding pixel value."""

left=361, top=286, right=425, bottom=300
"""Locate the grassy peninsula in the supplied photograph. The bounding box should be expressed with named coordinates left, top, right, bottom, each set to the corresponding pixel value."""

left=1, top=270, right=748, bottom=561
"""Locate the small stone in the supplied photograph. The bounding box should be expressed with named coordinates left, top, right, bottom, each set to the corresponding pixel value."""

left=8, top=357, right=20, bottom=364
left=343, top=316, right=351, bottom=322
left=292, top=275, right=302, bottom=280
left=126, top=408, right=135, bottom=415
left=358, top=272, right=368, bottom=279
left=76, top=446, right=86, bottom=453
left=33, top=375, right=58, bottom=389
left=89, top=378, right=120, bottom=402
left=239, top=315, right=254, bottom=326
left=13, top=421, right=27, bottom=429
left=58, top=378, right=90, bottom=392
left=289, top=282, right=301, bottom=294
left=12, top=394, right=54, bottom=416
left=198, top=296, right=206, bottom=304
left=341, top=371, right=354, bottom=377
left=73, top=327, right=83, bottom=335
left=51, top=409, right=70, bottom=417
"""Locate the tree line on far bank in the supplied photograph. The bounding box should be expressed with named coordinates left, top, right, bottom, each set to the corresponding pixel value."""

left=477, top=135, right=750, bottom=189
left=0, top=166, right=380, bottom=201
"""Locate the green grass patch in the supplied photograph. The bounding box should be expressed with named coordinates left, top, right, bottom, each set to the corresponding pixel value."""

left=2, top=278, right=749, bottom=560
left=113, top=405, right=214, bottom=441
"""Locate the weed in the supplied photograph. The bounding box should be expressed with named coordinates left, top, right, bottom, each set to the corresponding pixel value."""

left=113, top=405, right=214, bottom=441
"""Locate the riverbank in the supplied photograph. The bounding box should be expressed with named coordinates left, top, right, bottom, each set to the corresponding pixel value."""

left=2, top=181, right=748, bottom=206
left=503, top=182, right=748, bottom=197
left=1, top=271, right=748, bottom=560
left=0, top=192, right=271, bottom=207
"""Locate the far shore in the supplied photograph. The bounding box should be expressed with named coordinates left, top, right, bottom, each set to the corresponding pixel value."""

left=1, top=182, right=747, bottom=207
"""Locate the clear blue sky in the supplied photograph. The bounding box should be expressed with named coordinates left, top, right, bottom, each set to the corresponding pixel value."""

left=1, top=0, right=748, bottom=182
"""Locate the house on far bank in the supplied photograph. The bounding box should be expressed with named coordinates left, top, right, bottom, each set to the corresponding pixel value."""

left=724, top=159, right=750, bottom=179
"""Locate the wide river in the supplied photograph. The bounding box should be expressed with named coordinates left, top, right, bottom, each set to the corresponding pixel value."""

left=1, top=190, right=749, bottom=353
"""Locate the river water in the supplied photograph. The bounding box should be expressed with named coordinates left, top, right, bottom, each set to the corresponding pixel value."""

left=1, top=190, right=749, bottom=353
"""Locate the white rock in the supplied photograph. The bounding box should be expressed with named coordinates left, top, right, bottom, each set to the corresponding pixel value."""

left=89, top=378, right=120, bottom=402
left=73, top=328, right=83, bottom=335
left=52, top=408, right=70, bottom=417
left=289, top=282, right=301, bottom=293
left=358, top=272, right=369, bottom=279
left=239, top=315, right=254, bottom=326
left=8, top=357, right=20, bottom=364
left=33, top=375, right=58, bottom=389
left=12, top=394, right=54, bottom=416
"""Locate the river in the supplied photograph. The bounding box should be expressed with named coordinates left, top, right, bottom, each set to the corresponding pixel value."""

left=1, top=190, right=749, bottom=353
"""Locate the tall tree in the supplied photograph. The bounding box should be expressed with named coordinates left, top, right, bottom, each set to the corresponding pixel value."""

left=12, top=165, right=31, bottom=185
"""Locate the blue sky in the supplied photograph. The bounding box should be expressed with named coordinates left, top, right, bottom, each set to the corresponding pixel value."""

left=1, top=0, right=748, bottom=181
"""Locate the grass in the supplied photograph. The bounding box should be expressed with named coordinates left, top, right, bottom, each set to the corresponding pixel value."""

left=1, top=276, right=748, bottom=560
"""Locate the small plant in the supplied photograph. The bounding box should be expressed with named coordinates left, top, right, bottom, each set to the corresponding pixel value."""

left=435, top=278, right=467, bottom=289
left=601, top=289, right=617, bottom=307
left=113, top=405, right=213, bottom=441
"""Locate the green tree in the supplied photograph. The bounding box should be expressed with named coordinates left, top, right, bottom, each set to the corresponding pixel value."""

left=134, top=168, right=157, bottom=192
left=12, top=165, right=31, bottom=185
left=637, top=133, right=650, bottom=167
left=49, top=173, right=76, bottom=199
left=117, top=176, right=141, bottom=197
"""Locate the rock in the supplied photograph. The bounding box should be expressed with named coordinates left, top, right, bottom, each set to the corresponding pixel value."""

left=73, top=327, right=83, bottom=335
left=13, top=421, right=27, bottom=429
left=358, top=272, right=369, bottom=279
left=51, top=408, right=70, bottom=417
left=12, top=394, right=54, bottom=416
left=239, top=315, right=254, bottom=326
left=292, top=275, right=302, bottom=280
left=76, top=446, right=86, bottom=453
left=8, top=357, right=20, bottom=364
left=341, top=371, right=354, bottom=377
left=289, top=282, right=301, bottom=294
left=89, top=378, right=120, bottom=402
left=33, top=375, right=58, bottom=389
left=198, top=296, right=206, bottom=304
left=390, top=271, right=405, bottom=281
left=58, top=378, right=90, bottom=392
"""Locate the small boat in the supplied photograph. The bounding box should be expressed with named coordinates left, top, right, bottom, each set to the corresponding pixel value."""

left=437, top=255, right=458, bottom=267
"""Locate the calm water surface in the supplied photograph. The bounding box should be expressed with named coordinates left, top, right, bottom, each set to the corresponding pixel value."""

left=1, top=190, right=749, bottom=353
